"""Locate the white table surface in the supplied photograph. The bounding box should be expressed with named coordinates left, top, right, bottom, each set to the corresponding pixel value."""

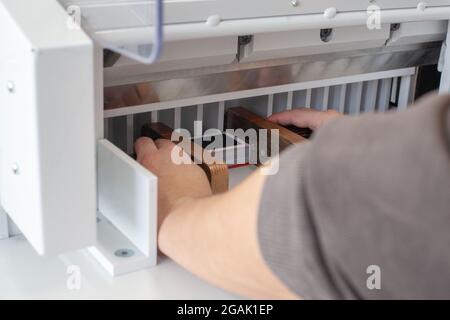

left=0, top=166, right=255, bottom=300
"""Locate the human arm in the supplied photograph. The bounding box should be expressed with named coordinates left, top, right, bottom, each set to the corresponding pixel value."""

left=134, top=108, right=342, bottom=299
left=138, top=94, right=450, bottom=299
left=135, top=137, right=298, bottom=299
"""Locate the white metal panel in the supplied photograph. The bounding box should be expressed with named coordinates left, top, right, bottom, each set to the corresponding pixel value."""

left=387, top=21, right=448, bottom=46
left=0, top=0, right=96, bottom=255
left=196, top=104, right=204, bottom=132
left=378, top=78, right=393, bottom=112
left=94, top=46, right=105, bottom=139
left=105, top=68, right=416, bottom=118
left=286, top=92, right=293, bottom=110
left=105, top=37, right=238, bottom=81
left=240, top=25, right=390, bottom=63
left=364, top=80, right=379, bottom=113
left=338, top=84, right=347, bottom=113
left=93, top=6, right=450, bottom=44
left=60, top=0, right=450, bottom=27
left=174, top=108, right=182, bottom=129
left=151, top=111, right=159, bottom=122
left=398, top=75, right=413, bottom=110
left=305, top=89, right=313, bottom=108
left=217, top=101, right=225, bottom=131
left=347, top=82, right=363, bottom=115
left=322, top=87, right=330, bottom=111
left=97, top=140, right=157, bottom=259
left=126, top=115, right=135, bottom=154
left=266, top=94, right=274, bottom=116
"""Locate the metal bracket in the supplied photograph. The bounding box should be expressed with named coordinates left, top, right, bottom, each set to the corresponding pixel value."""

left=88, top=213, right=157, bottom=277
left=88, top=140, right=158, bottom=277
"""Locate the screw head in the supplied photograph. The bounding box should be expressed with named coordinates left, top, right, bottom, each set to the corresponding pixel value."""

left=6, top=81, right=15, bottom=93
left=391, top=23, right=401, bottom=31
left=320, top=28, right=334, bottom=42
left=238, top=35, right=253, bottom=46
left=291, top=0, right=299, bottom=7
left=114, top=249, right=135, bottom=258
left=324, top=7, right=337, bottom=19
left=417, top=2, right=427, bottom=11
left=206, top=15, right=221, bottom=27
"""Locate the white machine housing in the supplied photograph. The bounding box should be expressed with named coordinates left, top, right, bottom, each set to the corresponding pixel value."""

left=2, top=0, right=450, bottom=275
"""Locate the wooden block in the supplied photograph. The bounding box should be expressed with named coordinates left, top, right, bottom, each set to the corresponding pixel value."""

left=225, top=107, right=308, bottom=158
left=283, top=125, right=313, bottom=139
left=141, top=123, right=229, bottom=194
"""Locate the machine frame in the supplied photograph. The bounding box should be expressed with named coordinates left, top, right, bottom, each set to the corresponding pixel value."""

left=1, top=0, right=450, bottom=276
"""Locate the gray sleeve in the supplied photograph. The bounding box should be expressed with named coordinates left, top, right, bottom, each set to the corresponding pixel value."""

left=258, top=143, right=340, bottom=300
left=257, top=93, right=450, bottom=300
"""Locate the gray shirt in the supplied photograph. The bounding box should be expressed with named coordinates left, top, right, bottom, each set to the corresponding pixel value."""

left=258, top=93, right=450, bottom=299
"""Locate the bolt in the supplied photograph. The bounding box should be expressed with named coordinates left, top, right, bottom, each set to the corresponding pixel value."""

left=320, top=28, right=334, bottom=42
left=391, top=23, right=401, bottom=31
left=114, top=249, right=135, bottom=258
left=238, top=35, right=253, bottom=46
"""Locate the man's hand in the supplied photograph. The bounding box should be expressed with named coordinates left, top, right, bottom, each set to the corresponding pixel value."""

left=134, top=137, right=297, bottom=299
left=269, top=108, right=342, bottom=130
left=135, top=137, right=212, bottom=228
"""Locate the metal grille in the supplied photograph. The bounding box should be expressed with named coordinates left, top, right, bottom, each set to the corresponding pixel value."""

left=105, top=68, right=416, bottom=154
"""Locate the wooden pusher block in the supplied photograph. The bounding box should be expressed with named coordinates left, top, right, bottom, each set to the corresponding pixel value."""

left=225, top=107, right=310, bottom=160
left=141, top=123, right=229, bottom=194
left=140, top=108, right=310, bottom=192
